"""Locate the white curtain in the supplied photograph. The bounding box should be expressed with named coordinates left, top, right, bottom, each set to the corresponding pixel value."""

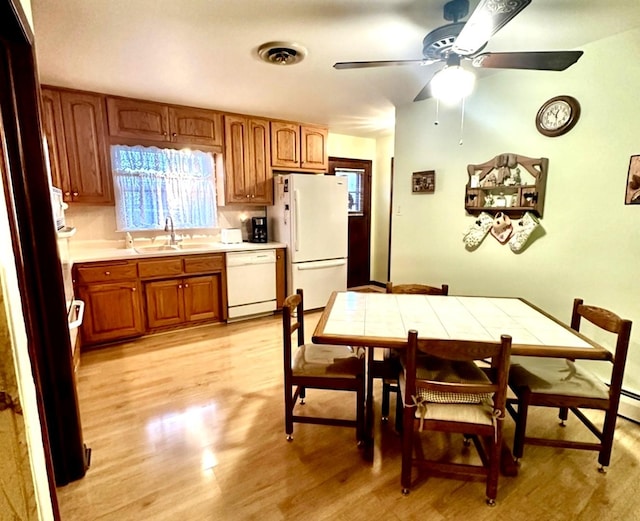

left=111, top=145, right=217, bottom=231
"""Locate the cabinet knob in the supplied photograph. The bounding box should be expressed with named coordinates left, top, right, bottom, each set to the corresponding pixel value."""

left=178, top=284, right=183, bottom=289
left=131, top=287, right=136, bottom=292
left=184, top=283, right=189, bottom=288
left=172, top=132, right=177, bottom=137
left=64, top=191, right=71, bottom=197
left=163, top=131, right=168, bottom=136
left=105, top=271, right=111, bottom=275
left=72, top=191, right=79, bottom=197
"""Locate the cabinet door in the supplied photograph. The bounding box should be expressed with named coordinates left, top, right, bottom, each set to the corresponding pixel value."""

left=60, top=91, right=113, bottom=204
left=248, top=118, right=273, bottom=204
left=183, top=275, right=222, bottom=323
left=224, top=115, right=251, bottom=204
left=77, top=281, right=144, bottom=345
left=301, top=125, right=328, bottom=171
left=270, top=121, right=300, bottom=169
left=275, top=248, right=286, bottom=309
left=41, top=88, right=71, bottom=199
left=168, top=106, right=223, bottom=147
left=145, top=279, right=185, bottom=329
left=106, top=98, right=170, bottom=142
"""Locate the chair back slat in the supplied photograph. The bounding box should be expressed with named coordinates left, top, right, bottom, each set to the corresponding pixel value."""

left=386, top=282, right=449, bottom=295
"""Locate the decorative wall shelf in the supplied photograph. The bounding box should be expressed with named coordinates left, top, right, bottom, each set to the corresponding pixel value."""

left=465, top=153, right=548, bottom=217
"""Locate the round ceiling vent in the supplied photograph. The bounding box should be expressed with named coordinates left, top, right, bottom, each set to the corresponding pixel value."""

left=257, top=41, right=307, bottom=65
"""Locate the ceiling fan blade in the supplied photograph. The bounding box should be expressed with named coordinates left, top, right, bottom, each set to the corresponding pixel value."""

left=333, top=59, right=435, bottom=70
left=453, top=0, right=532, bottom=56
left=472, top=51, right=584, bottom=71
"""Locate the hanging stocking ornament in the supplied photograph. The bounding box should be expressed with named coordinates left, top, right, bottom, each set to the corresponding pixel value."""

left=509, top=212, right=540, bottom=252
left=490, top=212, right=513, bottom=244
left=462, top=212, right=494, bottom=250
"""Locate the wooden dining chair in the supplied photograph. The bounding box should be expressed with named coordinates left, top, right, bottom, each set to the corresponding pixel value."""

left=283, top=289, right=366, bottom=443
left=380, top=282, right=449, bottom=425
left=400, top=330, right=512, bottom=505
left=506, top=298, right=632, bottom=472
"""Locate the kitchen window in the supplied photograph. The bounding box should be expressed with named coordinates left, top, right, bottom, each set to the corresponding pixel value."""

left=336, top=167, right=364, bottom=215
left=111, top=145, right=217, bottom=231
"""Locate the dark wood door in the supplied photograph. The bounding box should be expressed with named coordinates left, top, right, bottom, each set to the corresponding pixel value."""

left=329, top=157, right=372, bottom=288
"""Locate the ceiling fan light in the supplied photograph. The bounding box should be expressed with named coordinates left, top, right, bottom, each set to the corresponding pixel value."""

left=431, top=65, right=475, bottom=104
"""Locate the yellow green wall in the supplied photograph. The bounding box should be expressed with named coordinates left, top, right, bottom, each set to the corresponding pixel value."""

left=392, top=28, right=640, bottom=406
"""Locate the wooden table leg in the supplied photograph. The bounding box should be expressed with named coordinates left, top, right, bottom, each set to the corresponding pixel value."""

left=366, top=346, right=375, bottom=442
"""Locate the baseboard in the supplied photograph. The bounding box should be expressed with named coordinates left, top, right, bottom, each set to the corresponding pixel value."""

left=618, top=390, right=640, bottom=424
left=369, top=280, right=386, bottom=289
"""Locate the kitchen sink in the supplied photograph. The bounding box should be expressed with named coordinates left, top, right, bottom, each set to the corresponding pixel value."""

left=135, top=243, right=216, bottom=254
left=135, top=244, right=181, bottom=253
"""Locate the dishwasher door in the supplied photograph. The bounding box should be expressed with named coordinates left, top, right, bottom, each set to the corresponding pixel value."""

left=226, top=249, right=277, bottom=319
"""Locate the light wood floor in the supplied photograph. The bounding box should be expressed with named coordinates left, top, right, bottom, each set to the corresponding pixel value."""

left=57, top=311, right=640, bottom=521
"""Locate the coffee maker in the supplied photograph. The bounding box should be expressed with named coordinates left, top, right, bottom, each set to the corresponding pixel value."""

left=250, top=216, right=268, bottom=243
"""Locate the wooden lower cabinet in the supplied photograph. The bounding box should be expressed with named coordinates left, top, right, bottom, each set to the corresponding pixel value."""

left=76, top=280, right=144, bottom=345
left=145, top=273, right=224, bottom=330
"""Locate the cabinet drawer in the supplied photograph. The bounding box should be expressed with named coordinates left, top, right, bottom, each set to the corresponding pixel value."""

left=184, top=254, right=224, bottom=274
left=75, top=262, right=138, bottom=284
left=138, top=258, right=184, bottom=278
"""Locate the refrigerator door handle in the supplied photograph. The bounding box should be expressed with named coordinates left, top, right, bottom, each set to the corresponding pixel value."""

left=294, top=189, right=301, bottom=252
left=296, top=259, right=346, bottom=270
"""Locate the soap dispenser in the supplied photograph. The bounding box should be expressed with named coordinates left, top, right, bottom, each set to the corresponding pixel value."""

left=125, top=232, right=134, bottom=249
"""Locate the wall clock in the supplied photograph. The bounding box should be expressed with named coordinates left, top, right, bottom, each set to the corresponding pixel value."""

left=535, top=95, right=581, bottom=137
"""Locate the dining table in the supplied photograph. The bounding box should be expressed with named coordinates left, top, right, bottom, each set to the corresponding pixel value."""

left=311, top=291, right=612, bottom=472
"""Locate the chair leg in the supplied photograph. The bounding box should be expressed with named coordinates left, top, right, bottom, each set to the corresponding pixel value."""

left=381, top=382, right=391, bottom=421
left=299, top=386, right=306, bottom=404
left=559, top=406, right=569, bottom=426
left=285, top=386, right=294, bottom=441
left=512, top=392, right=530, bottom=460
left=395, top=387, right=403, bottom=433
left=485, top=434, right=500, bottom=506
left=400, top=405, right=414, bottom=494
left=598, top=409, right=618, bottom=471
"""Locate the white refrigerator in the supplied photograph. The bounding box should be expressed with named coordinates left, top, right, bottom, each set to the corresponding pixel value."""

left=268, top=174, right=348, bottom=310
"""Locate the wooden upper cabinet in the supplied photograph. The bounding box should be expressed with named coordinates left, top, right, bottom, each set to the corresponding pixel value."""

left=59, top=90, right=113, bottom=204
left=107, top=97, right=223, bottom=147
left=271, top=121, right=328, bottom=172
left=41, top=88, right=70, bottom=197
left=107, top=98, right=170, bottom=142
left=168, top=106, right=223, bottom=147
left=270, top=122, right=300, bottom=169
left=301, top=125, right=328, bottom=171
left=224, top=115, right=273, bottom=205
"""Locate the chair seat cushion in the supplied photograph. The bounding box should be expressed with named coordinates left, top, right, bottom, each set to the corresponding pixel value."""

left=509, top=356, right=610, bottom=399
left=401, top=356, right=493, bottom=404
left=293, top=344, right=364, bottom=378
left=398, top=372, right=495, bottom=425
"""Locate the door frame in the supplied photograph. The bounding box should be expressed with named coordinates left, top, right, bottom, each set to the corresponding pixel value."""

left=328, top=156, right=372, bottom=288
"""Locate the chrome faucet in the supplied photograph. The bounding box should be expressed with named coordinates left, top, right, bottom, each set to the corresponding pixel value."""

left=164, top=216, right=178, bottom=245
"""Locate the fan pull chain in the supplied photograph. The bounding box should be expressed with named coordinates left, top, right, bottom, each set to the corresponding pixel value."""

left=434, top=99, right=440, bottom=126
left=459, top=97, right=466, bottom=145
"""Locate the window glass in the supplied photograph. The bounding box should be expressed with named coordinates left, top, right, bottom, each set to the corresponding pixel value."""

left=336, top=168, right=364, bottom=215
left=111, top=145, right=217, bottom=231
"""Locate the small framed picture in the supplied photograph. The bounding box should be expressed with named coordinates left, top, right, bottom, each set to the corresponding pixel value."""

left=412, top=170, right=435, bottom=194
left=625, top=155, right=640, bottom=204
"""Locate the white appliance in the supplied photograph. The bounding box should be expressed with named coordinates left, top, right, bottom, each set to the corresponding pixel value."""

left=226, top=249, right=277, bottom=320
left=267, top=174, right=348, bottom=310
left=221, top=228, right=243, bottom=244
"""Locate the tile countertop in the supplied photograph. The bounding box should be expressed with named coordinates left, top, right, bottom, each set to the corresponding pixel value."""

left=69, top=240, right=287, bottom=264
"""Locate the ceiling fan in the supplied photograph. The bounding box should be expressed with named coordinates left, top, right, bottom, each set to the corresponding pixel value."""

left=334, top=0, right=583, bottom=102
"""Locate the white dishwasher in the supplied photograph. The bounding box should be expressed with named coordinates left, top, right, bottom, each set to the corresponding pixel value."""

left=226, top=249, right=277, bottom=320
